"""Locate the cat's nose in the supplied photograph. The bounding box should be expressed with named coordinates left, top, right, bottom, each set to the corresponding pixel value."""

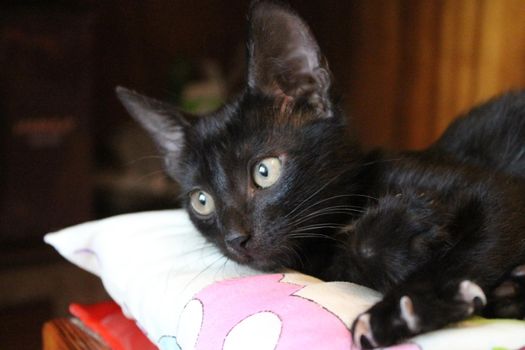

left=226, top=232, right=251, bottom=253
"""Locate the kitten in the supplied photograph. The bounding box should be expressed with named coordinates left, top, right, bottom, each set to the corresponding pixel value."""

left=116, top=1, right=525, bottom=348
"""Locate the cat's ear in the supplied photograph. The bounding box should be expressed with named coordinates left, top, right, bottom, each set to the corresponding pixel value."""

left=247, top=1, right=332, bottom=116
left=115, top=86, right=190, bottom=156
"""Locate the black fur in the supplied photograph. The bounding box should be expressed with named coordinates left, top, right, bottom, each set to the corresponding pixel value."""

left=339, top=160, right=525, bottom=346
left=116, top=1, right=525, bottom=348
left=431, top=91, right=525, bottom=178
left=338, top=159, right=525, bottom=294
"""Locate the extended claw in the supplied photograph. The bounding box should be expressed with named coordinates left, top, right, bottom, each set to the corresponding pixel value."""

left=352, top=313, right=378, bottom=349
left=511, top=265, right=525, bottom=278
left=458, top=280, right=486, bottom=314
left=492, top=280, right=518, bottom=298
left=399, top=296, right=420, bottom=332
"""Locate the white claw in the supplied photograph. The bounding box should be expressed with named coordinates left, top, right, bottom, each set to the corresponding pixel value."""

left=353, top=313, right=378, bottom=349
left=400, top=296, right=420, bottom=332
left=459, top=280, right=487, bottom=314
left=512, top=265, right=525, bottom=277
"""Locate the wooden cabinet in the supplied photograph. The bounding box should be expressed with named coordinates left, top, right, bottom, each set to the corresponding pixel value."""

left=0, top=6, right=94, bottom=250
left=0, top=6, right=102, bottom=350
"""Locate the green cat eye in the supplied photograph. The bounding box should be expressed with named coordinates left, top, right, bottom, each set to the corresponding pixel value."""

left=190, top=190, right=216, bottom=216
left=253, top=157, right=282, bottom=188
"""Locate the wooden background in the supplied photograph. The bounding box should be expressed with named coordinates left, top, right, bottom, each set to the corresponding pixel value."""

left=339, top=0, right=525, bottom=149
left=96, top=0, right=525, bottom=152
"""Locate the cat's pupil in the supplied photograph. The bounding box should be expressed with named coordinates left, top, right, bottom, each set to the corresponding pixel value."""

left=198, top=192, right=207, bottom=206
left=258, top=164, right=269, bottom=177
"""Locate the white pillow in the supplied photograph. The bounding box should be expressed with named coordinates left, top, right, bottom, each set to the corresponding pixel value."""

left=44, top=210, right=382, bottom=349
left=45, top=210, right=525, bottom=350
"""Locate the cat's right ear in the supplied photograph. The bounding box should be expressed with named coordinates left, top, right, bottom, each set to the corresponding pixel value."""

left=116, top=86, right=190, bottom=156
left=247, top=1, right=332, bottom=116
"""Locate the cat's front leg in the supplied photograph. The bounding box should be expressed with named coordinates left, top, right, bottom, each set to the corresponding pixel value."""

left=350, top=278, right=487, bottom=349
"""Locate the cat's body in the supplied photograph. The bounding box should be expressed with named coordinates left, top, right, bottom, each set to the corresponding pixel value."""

left=430, top=91, right=525, bottom=178
left=334, top=154, right=525, bottom=345
left=117, top=1, right=525, bottom=348
left=333, top=158, right=525, bottom=289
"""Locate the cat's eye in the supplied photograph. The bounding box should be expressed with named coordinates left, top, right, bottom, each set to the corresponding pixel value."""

left=190, top=190, right=216, bottom=216
left=253, top=157, right=282, bottom=188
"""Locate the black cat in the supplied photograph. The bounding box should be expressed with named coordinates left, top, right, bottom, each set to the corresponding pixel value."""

left=116, top=1, right=525, bottom=348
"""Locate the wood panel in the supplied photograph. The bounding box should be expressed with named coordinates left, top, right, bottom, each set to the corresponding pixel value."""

left=435, top=0, right=525, bottom=140
left=336, top=0, right=403, bottom=147
left=338, top=0, right=525, bottom=150
left=42, top=318, right=109, bottom=350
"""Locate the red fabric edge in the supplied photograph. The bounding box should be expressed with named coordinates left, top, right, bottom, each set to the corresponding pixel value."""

left=69, top=301, right=156, bottom=350
left=70, top=302, right=127, bottom=350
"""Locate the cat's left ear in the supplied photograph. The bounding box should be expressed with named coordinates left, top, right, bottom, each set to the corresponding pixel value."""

left=116, top=86, right=191, bottom=157
left=247, top=1, right=332, bottom=117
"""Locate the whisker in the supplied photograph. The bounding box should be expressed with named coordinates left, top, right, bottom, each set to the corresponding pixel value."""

left=181, top=254, right=225, bottom=292
left=281, top=243, right=305, bottom=270
left=175, top=244, right=216, bottom=258
left=292, top=219, right=350, bottom=229
left=292, top=210, right=362, bottom=226
left=292, top=204, right=364, bottom=219
left=284, top=171, right=349, bottom=219
left=288, top=205, right=363, bottom=227
left=355, top=156, right=405, bottom=169
left=213, top=255, right=230, bottom=280
left=285, top=158, right=402, bottom=222
left=290, top=224, right=346, bottom=232
left=287, top=194, right=368, bottom=223
left=126, top=155, right=164, bottom=166
left=135, top=169, right=167, bottom=183
left=289, top=233, right=340, bottom=241
left=288, top=232, right=348, bottom=250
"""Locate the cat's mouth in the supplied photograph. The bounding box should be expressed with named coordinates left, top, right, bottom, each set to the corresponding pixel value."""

left=225, top=246, right=253, bottom=265
left=224, top=242, right=296, bottom=272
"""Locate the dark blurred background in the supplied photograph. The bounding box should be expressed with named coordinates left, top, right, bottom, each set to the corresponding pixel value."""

left=1, top=0, right=524, bottom=348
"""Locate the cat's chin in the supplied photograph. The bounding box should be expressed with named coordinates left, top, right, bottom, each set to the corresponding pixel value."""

left=246, top=263, right=286, bottom=274
left=249, top=252, right=299, bottom=272
left=249, top=260, right=287, bottom=273
left=227, top=252, right=286, bottom=272
left=222, top=244, right=292, bottom=272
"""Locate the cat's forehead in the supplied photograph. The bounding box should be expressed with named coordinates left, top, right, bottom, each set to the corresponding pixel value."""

left=191, top=97, right=311, bottom=156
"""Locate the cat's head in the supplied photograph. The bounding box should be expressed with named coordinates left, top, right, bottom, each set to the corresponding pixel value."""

left=116, top=1, right=363, bottom=273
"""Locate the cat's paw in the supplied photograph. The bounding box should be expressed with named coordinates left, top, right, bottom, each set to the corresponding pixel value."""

left=351, top=295, right=425, bottom=349
left=350, top=280, right=486, bottom=349
left=487, top=265, right=525, bottom=319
